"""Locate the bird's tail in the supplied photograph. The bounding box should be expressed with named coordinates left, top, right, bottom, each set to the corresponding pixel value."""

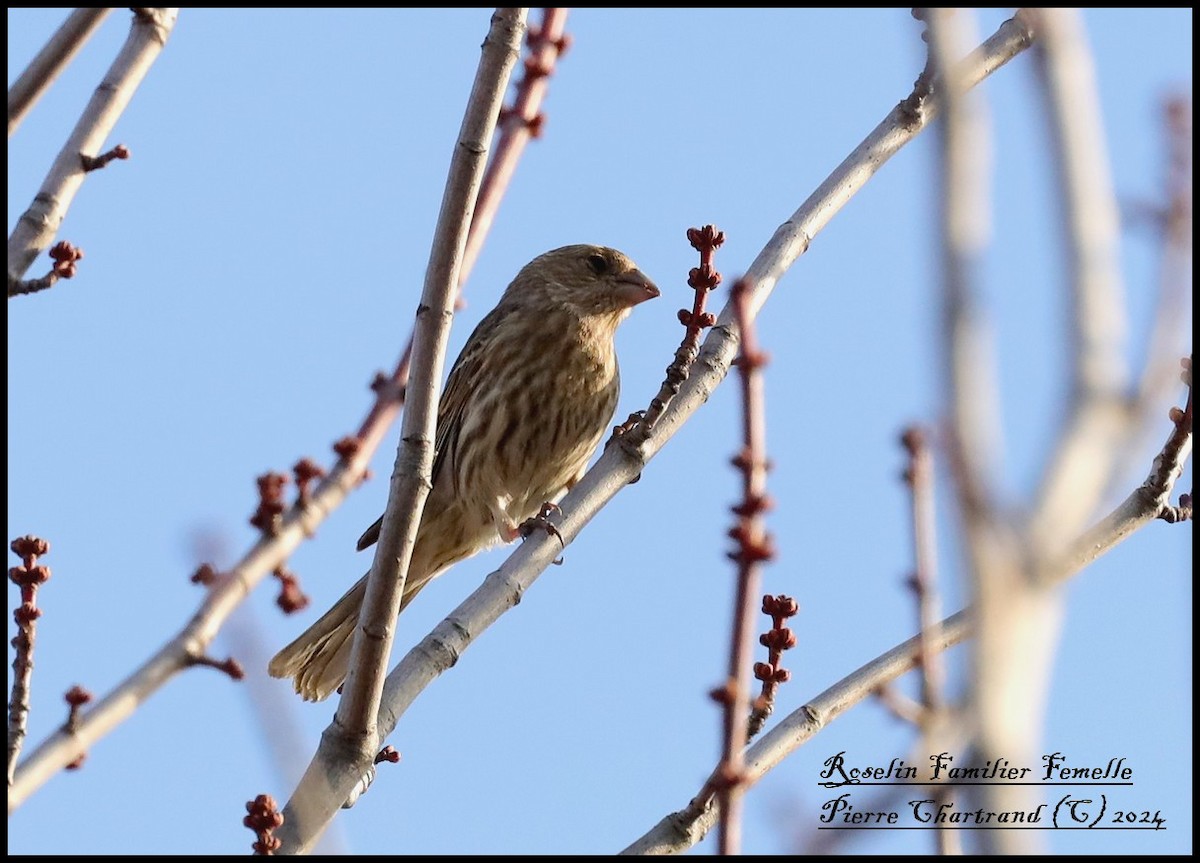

left=268, top=573, right=427, bottom=702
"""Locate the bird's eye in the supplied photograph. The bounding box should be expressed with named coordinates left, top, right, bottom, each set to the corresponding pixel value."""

left=587, top=253, right=610, bottom=275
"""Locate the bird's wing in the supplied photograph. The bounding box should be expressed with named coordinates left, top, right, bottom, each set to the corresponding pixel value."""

left=355, top=308, right=499, bottom=552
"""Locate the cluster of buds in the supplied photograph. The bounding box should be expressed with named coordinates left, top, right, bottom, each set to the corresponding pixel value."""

left=249, top=472, right=289, bottom=534
left=244, top=794, right=284, bottom=855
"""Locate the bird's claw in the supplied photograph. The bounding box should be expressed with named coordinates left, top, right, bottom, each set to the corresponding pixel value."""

left=519, top=502, right=565, bottom=555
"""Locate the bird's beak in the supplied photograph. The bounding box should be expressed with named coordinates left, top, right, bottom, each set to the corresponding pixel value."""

left=614, top=269, right=660, bottom=307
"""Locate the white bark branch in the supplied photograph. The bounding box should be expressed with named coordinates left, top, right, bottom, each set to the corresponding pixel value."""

left=7, top=8, right=112, bottom=137
left=7, top=8, right=177, bottom=288
left=274, top=8, right=528, bottom=853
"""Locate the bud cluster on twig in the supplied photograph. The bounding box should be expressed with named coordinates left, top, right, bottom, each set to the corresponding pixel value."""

left=625, top=225, right=725, bottom=445
left=244, top=793, right=284, bottom=855
left=747, top=594, right=798, bottom=738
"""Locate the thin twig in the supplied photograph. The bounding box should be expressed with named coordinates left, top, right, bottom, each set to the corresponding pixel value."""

left=1058, top=355, right=1193, bottom=574
left=620, top=610, right=974, bottom=855
left=7, top=536, right=51, bottom=785
left=7, top=240, right=84, bottom=297
left=899, top=426, right=946, bottom=716
left=746, top=594, right=797, bottom=739
left=7, top=8, right=113, bottom=137
left=1115, top=96, right=1194, bottom=496
left=900, top=424, right=957, bottom=855
left=713, top=280, right=775, bottom=855
left=631, top=226, right=724, bottom=439
left=460, top=7, right=570, bottom=281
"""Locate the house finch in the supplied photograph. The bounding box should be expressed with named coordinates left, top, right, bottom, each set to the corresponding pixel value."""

left=269, top=245, right=659, bottom=700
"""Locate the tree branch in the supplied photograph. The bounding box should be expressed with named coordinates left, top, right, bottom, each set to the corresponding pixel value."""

left=7, top=8, right=178, bottom=292
left=274, top=8, right=528, bottom=853
left=7, top=8, right=112, bottom=137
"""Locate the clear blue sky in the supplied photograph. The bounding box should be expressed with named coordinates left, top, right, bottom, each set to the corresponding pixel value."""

left=8, top=8, right=1192, bottom=855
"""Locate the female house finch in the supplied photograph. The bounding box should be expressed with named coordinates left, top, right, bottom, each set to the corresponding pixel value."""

left=269, top=245, right=659, bottom=700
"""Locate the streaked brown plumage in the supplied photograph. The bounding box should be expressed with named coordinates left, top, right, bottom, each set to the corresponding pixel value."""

left=269, top=245, right=659, bottom=700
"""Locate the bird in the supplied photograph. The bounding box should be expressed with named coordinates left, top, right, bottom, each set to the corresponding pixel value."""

left=269, top=245, right=660, bottom=700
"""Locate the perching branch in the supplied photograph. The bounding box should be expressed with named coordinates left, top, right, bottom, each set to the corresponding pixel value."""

left=275, top=8, right=528, bottom=853
left=339, top=0, right=526, bottom=746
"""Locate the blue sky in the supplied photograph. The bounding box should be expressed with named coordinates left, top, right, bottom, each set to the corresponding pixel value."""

left=7, top=8, right=1192, bottom=855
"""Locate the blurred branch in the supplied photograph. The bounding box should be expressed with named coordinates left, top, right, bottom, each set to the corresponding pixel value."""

left=1115, top=97, right=1193, bottom=494
left=1029, top=8, right=1131, bottom=555
left=460, top=7, right=570, bottom=280
left=622, top=611, right=973, bottom=855
left=1058, top=356, right=1192, bottom=575
left=624, top=379, right=1194, bottom=857
left=7, top=8, right=112, bottom=137
left=929, top=9, right=1052, bottom=854
left=899, top=426, right=946, bottom=717
left=7, top=8, right=178, bottom=294
left=275, top=8, right=528, bottom=853
left=899, top=425, right=958, bottom=855
left=713, top=280, right=775, bottom=855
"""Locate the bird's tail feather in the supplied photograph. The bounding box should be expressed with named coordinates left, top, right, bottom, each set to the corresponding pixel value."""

left=268, top=574, right=432, bottom=702
left=268, top=575, right=367, bottom=701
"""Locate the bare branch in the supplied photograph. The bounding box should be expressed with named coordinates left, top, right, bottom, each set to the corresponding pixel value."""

left=713, top=279, right=775, bottom=855
left=274, top=9, right=529, bottom=853
left=7, top=8, right=178, bottom=292
left=621, top=610, right=973, bottom=854
left=7, top=8, right=112, bottom=137
left=1029, top=8, right=1132, bottom=555
left=338, top=0, right=526, bottom=743
left=929, top=9, right=1053, bottom=854
left=1057, top=356, right=1193, bottom=575
left=7, top=535, right=51, bottom=784
left=899, top=426, right=946, bottom=716
left=460, top=7, right=570, bottom=280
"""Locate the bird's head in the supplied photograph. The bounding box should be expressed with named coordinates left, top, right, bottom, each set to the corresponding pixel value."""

left=505, top=244, right=660, bottom=321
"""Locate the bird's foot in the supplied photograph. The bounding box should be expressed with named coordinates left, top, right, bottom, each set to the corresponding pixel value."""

left=519, top=502, right=565, bottom=558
